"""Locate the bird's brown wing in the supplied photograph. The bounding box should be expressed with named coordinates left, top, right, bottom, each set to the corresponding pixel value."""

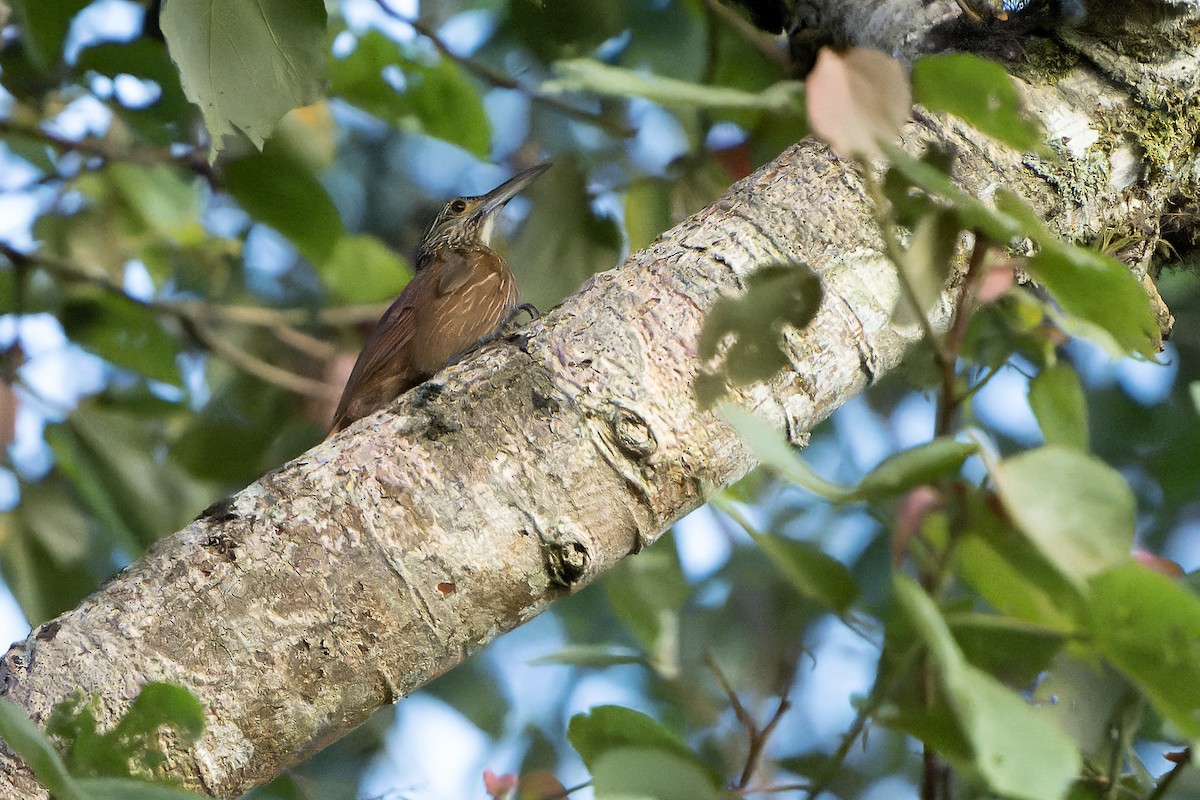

left=434, top=246, right=479, bottom=294
left=329, top=270, right=429, bottom=433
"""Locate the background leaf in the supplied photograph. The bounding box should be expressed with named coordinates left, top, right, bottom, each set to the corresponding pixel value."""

left=161, top=0, right=326, bottom=151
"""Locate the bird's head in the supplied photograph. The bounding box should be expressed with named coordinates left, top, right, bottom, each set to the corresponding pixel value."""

left=418, top=163, right=550, bottom=256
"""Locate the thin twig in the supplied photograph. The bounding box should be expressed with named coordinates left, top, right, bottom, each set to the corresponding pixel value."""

left=372, top=0, right=635, bottom=137
left=187, top=322, right=337, bottom=400
left=934, top=234, right=991, bottom=436
left=0, top=244, right=342, bottom=399
left=706, top=653, right=795, bottom=790
left=542, top=779, right=593, bottom=800
left=737, top=782, right=813, bottom=796
left=804, top=643, right=920, bottom=799
left=0, top=119, right=216, bottom=186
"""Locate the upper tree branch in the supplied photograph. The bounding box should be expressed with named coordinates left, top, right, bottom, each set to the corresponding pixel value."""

left=0, top=2, right=1194, bottom=797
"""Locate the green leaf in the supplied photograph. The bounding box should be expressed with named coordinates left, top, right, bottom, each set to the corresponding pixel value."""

left=957, top=515, right=1084, bottom=631
left=894, top=208, right=959, bottom=325
left=0, top=699, right=85, bottom=800
left=74, top=778, right=209, bottom=800
left=1089, top=563, right=1200, bottom=739
left=106, top=164, right=206, bottom=246
left=60, top=294, right=181, bottom=385
left=527, top=645, right=647, bottom=668
left=223, top=137, right=345, bottom=266
left=912, top=54, right=1044, bottom=151
left=851, top=438, right=977, bottom=502
left=567, top=706, right=701, bottom=773
left=8, top=0, right=90, bottom=72
left=990, top=446, right=1134, bottom=587
left=331, top=31, right=490, bottom=156
left=745, top=529, right=859, bottom=614
left=16, top=477, right=91, bottom=565
left=547, top=59, right=805, bottom=118
left=697, top=262, right=822, bottom=405
left=160, top=0, right=326, bottom=153
left=115, top=683, right=205, bottom=748
left=509, top=0, right=627, bottom=62
left=993, top=190, right=1159, bottom=357
left=48, top=406, right=210, bottom=554
left=1028, top=247, right=1159, bottom=358
left=718, top=405, right=849, bottom=500
left=0, top=509, right=101, bottom=625
left=895, top=577, right=1080, bottom=800
left=50, top=683, right=204, bottom=780
left=603, top=541, right=688, bottom=661
left=1028, top=364, right=1088, bottom=449
left=320, top=234, right=410, bottom=304
left=591, top=747, right=729, bottom=800
left=947, top=613, right=1067, bottom=687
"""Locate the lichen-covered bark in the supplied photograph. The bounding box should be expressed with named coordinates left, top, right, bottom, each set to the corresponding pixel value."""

left=0, top=2, right=1197, bottom=797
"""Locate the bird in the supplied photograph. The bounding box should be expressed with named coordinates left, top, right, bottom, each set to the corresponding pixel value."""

left=328, top=163, right=550, bottom=435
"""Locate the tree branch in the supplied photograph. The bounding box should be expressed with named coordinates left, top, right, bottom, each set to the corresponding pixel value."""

left=0, top=3, right=1193, bottom=796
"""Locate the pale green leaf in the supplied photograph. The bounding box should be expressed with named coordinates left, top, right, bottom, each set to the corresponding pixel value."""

left=0, top=699, right=85, bottom=800
left=1090, top=563, right=1200, bottom=739
left=160, top=0, right=326, bottom=153
left=718, top=405, right=849, bottom=500
left=1028, top=364, right=1088, bottom=449
left=912, top=53, right=1044, bottom=151
left=990, top=446, right=1134, bottom=587
left=320, top=235, right=410, bottom=304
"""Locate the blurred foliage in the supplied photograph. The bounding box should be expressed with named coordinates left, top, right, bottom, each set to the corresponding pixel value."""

left=0, top=2, right=1197, bottom=800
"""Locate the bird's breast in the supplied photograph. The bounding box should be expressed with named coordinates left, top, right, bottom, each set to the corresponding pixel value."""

left=410, top=254, right=518, bottom=374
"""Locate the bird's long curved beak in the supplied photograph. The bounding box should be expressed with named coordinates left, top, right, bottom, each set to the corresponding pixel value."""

left=480, top=163, right=552, bottom=215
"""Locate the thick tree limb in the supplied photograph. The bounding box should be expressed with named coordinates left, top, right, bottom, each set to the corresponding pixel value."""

left=0, top=2, right=1197, bottom=797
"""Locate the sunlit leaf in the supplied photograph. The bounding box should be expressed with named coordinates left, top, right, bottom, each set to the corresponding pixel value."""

left=718, top=405, right=849, bottom=500
left=320, top=234, right=410, bottom=304
left=547, top=58, right=804, bottom=117
left=746, top=529, right=859, bottom=614
left=1028, top=363, right=1088, bottom=449
left=852, top=438, right=977, bottom=502
left=223, top=137, right=345, bottom=266
left=0, top=699, right=85, bottom=800
left=990, top=446, right=1134, bottom=587
left=1090, top=563, right=1200, bottom=739
left=528, top=645, right=647, bottom=668
left=591, top=747, right=729, bottom=800
left=895, top=576, right=1081, bottom=800
left=106, top=163, right=205, bottom=246
left=912, top=53, right=1044, bottom=151
left=568, top=706, right=702, bottom=773
left=330, top=31, right=490, bottom=157
left=161, top=0, right=326, bottom=153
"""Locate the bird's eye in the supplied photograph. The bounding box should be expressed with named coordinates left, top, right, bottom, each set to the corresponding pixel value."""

left=450, top=199, right=467, bottom=213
